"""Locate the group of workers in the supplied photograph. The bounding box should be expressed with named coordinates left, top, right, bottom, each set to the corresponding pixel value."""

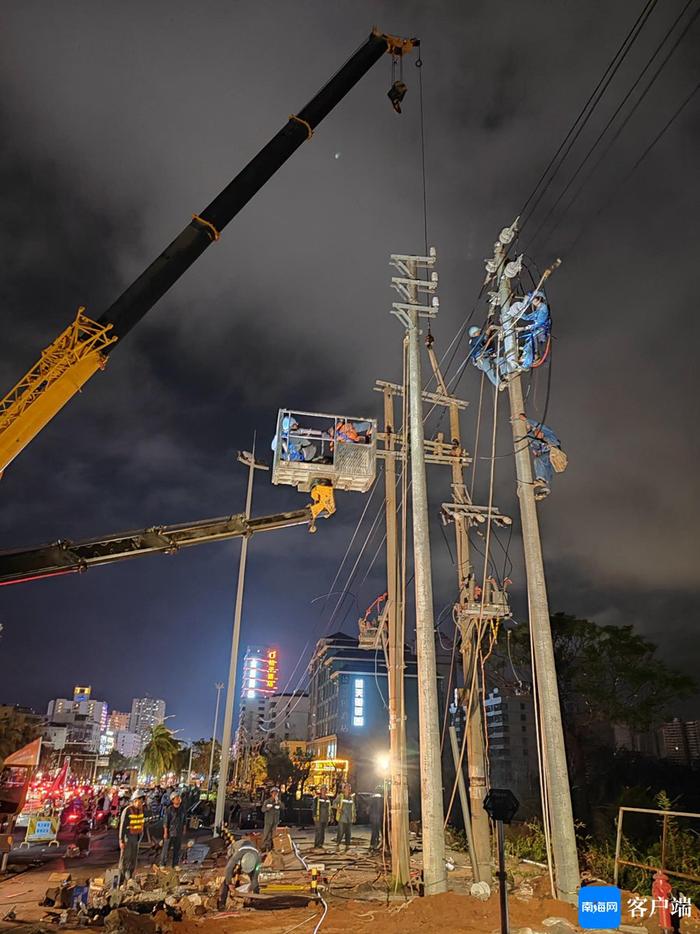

left=468, top=289, right=551, bottom=390
left=272, top=416, right=373, bottom=464
left=257, top=781, right=382, bottom=855
left=118, top=785, right=199, bottom=882
left=467, top=290, right=567, bottom=499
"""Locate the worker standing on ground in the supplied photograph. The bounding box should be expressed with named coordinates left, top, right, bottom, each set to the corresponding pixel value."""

left=368, top=785, right=384, bottom=852
left=161, top=792, right=186, bottom=867
left=519, top=415, right=566, bottom=500
left=312, top=785, right=331, bottom=850
left=261, top=787, right=281, bottom=851
left=333, top=782, right=356, bottom=853
left=118, top=790, right=145, bottom=883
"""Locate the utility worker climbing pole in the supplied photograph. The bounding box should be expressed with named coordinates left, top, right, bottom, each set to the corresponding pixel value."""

left=507, top=290, right=551, bottom=372
left=519, top=415, right=567, bottom=500
left=467, top=325, right=500, bottom=387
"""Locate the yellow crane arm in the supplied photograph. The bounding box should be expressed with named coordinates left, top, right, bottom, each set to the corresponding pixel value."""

left=0, top=309, right=116, bottom=474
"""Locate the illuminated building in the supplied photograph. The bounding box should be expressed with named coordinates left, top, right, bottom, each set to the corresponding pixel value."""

left=129, top=697, right=166, bottom=739
left=73, top=685, right=91, bottom=702
left=241, top=646, right=279, bottom=701
left=236, top=646, right=281, bottom=749
left=108, top=710, right=130, bottom=732
left=47, top=692, right=108, bottom=734
left=307, top=632, right=424, bottom=802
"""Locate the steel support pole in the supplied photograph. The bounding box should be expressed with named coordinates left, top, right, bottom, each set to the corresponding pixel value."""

left=207, top=682, right=224, bottom=791
left=213, top=453, right=256, bottom=832
left=498, top=251, right=580, bottom=903
left=406, top=287, right=447, bottom=895
left=383, top=388, right=411, bottom=887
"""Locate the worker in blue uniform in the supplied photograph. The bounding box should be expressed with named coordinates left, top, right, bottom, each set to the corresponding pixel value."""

left=516, top=291, right=550, bottom=371
left=521, top=416, right=561, bottom=500
left=467, top=325, right=500, bottom=387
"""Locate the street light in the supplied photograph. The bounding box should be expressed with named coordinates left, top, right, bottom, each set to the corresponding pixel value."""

left=375, top=752, right=390, bottom=776
left=214, top=435, right=269, bottom=834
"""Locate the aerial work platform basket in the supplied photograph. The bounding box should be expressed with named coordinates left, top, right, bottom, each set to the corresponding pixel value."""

left=271, top=409, right=377, bottom=493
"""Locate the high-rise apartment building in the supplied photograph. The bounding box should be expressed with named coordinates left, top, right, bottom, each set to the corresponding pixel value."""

left=108, top=710, right=131, bottom=733
left=47, top=694, right=108, bottom=730
left=484, top=686, right=539, bottom=811
left=659, top=718, right=700, bottom=767
left=241, top=646, right=279, bottom=700
left=236, top=647, right=280, bottom=748
left=129, top=697, right=166, bottom=738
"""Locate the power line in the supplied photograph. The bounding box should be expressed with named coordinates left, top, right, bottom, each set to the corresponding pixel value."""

left=566, top=78, right=700, bottom=254
left=519, top=0, right=660, bottom=227
left=528, top=0, right=698, bottom=249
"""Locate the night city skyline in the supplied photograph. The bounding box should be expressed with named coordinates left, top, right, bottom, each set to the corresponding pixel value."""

left=1, top=0, right=698, bottom=744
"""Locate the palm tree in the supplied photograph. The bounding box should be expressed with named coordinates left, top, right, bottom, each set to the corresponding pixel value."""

left=141, top=724, right=181, bottom=779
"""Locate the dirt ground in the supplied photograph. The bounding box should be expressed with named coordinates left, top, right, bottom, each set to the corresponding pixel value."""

left=161, top=890, right=578, bottom=934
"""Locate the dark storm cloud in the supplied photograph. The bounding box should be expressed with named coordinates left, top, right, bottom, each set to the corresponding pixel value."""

left=1, top=0, right=698, bottom=733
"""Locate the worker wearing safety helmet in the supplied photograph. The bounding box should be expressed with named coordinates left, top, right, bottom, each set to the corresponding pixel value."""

left=118, top=790, right=146, bottom=882
left=217, top=835, right=261, bottom=907
left=517, top=291, right=550, bottom=371
left=467, top=325, right=500, bottom=387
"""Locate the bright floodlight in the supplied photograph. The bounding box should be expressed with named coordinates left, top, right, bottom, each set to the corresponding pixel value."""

left=376, top=753, right=390, bottom=775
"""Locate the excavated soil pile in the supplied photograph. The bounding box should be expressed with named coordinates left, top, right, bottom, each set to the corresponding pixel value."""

left=169, top=890, right=579, bottom=934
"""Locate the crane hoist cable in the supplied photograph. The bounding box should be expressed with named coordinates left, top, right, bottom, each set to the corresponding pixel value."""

left=0, top=28, right=420, bottom=477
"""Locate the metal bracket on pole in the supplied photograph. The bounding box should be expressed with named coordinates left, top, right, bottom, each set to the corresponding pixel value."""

left=441, top=502, right=512, bottom=528
left=374, top=379, right=469, bottom=410
left=389, top=249, right=439, bottom=328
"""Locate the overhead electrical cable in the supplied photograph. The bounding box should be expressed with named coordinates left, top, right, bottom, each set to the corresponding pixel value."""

left=519, top=0, right=660, bottom=228
left=528, top=0, right=698, bottom=249
left=566, top=77, right=700, bottom=254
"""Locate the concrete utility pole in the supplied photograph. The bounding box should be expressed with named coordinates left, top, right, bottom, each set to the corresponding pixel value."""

left=214, top=443, right=269, bottom=833
left=381, top=385, right=411, bottom=887
left=390, top=250, right=447, bottom=895
left=207, top=682, right=224, bottom=791
left=492, top=223, right=580, bottom=903
left=426, top=345, right=493, bottom=885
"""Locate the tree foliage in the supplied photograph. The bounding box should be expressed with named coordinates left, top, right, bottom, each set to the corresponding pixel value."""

left=264, top=743, right=295, bottom=786
left=141, top=724, right=181, bottom=778
left=498, top=613, right=697, bottom=824
left=190, top=739, right=220, bottom=777
left=506, top=613, right=696, bottom=731
left=108, top=749, right=132, bottom=770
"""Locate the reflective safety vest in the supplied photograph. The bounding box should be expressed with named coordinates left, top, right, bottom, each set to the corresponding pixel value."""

left=335, top=422, right=361, bottom=443
left=334, top=794, right=356, bottom=824
left=122, top=806, right=145, bottom=838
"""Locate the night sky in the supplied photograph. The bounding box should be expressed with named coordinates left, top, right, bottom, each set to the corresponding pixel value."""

left=1, top=1, right=698, bottom=740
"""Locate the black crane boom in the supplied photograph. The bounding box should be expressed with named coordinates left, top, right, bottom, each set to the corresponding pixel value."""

left=0, top=507, right=312, bottom=586
left=99, top=29, right=418, bottom=343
